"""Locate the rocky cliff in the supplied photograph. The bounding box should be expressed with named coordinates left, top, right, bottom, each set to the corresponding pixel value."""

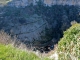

left=0, top=0, right=80, bottom=48
left=0, top=7, right=52, bottom=46
left=7, top=0, right=80, bottom=7
left=0, top=16, right=49, bottom=41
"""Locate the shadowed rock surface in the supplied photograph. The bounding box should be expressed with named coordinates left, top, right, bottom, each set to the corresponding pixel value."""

left=0, top=0, right=80, bottom=52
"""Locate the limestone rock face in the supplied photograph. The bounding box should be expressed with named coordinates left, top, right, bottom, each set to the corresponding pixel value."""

left=8, top=0, right=39, bottom=7
left=0, top=0, right=79, bottom=47
left=7, top=0, right=80, bottom=7
left=1, top=14, right=50, bottom=44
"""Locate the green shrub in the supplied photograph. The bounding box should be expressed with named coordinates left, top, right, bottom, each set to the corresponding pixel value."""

left=0, top=44, right=40, bottom=60
left=0, top=31, right=50, bottom=60
left=58, top=23, right=80, bottom=60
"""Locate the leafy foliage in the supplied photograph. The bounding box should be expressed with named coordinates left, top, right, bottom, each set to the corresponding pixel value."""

left=0, top=44, right=40, bottom=60
left=0, top=31, right=50, bottom=60
left=58, top=23, right=80, bottom=60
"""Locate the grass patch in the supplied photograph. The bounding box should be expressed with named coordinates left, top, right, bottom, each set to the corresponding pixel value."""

left=58, top=23, right=80, bottom=60
left=0, top=44, right=40, bottom=60
left=0, top=30, right=50, bottom=60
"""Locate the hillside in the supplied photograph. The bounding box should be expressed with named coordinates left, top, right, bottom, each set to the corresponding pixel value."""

left=0, top=31, right=50, bottom=60
left=0, top=44, right=39, bottom=60
left=0, top=1, right=80, bottom=53
left=58, top=23, right=80, bottom=60
left=0, top=0, right=80, bottom=60
left=0, top=23, right=80, bottom=60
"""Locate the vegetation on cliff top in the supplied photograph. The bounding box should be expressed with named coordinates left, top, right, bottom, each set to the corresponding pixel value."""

left=0, top=44, right=41, bottom=60
left=0, top=31, right=49, bottom=60
left=0, top=23, right=80, bottom=60
left=0, top=1, right=80, bottom=59
left=58, top=23, right=80, bottom=60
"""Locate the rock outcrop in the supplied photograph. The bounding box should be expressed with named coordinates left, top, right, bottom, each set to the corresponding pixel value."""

left=0, top=0, right=80, bottom=49
left=7, top=0, right=80, bottom=7
left=0, top=12, right=51, bottom=45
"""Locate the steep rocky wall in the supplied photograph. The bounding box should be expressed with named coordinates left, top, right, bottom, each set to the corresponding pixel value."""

left=7, top=0, right=80, bottom=7
left=0, top=1, right=80, bottom=48
left=0, top=9, right=51, bottom=45
left=10, top=14, right=50, bottom=42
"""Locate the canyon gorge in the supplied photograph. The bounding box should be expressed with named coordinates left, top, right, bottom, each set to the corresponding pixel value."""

left=0, top=0, right=80, bottom=51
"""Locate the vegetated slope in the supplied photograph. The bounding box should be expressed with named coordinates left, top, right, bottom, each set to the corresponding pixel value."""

left=0, top=31, right=39, bottom=60
left=58, top=23, right=80, bottom=60
left=0, top=31, right=50, bottom=60
left=0, top=44, right=40, bottom=60
left=0, top=44, right=51, bottom=60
